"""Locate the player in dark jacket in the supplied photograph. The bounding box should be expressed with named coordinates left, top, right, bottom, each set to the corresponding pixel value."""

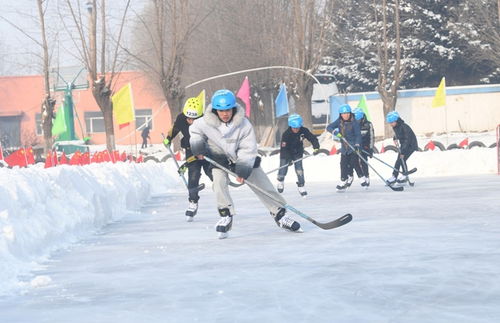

left=326, top=104, right=362, bottom=191
left=276, top=114, right=320, bottom=197
left=385, top=111, right=418, bottom=185
left=353, top=108, right=374, bottom=188
left=163, top=97, right=212, bottom=221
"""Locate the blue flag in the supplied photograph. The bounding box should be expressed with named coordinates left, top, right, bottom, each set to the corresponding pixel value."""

left=275, top=83, right=289, bottom=118
left=329, top=96, right=344, bottom=123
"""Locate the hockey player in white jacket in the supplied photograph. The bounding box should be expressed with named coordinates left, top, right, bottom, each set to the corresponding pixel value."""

left=189, top=89, right=301, bottom=239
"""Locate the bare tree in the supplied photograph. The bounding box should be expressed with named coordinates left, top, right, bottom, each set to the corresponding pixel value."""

left=37, top=0, right=57, bottom=153
left=64, top=0, right=131, bottom=151
left=128, top=0, right=214, bottom=117
left=262, top=0, right=334, bottom=129
left=1, top=2, right=56, bottom=153
left=374, top=0, right=404, bottom=138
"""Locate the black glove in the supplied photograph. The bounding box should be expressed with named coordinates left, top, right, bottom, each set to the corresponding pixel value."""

left=354, top=145, right=361, bottom=154
left=366, top=148, right=373, bottom=158
left=313, top=148, right=320, bottom=156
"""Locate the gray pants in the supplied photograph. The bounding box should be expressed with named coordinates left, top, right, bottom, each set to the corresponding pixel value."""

left=212, top=166, right=285, bottom=216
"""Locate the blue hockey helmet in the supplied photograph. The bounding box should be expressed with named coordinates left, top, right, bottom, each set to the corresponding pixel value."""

left=288, top=114, right=303, bottom=128
left=211, top=89, right=236, bottom=110
left=353, top=108, right=365, bottom=121
left=386, top=111, right=400, bottom=123
left=338, top=104, right=352, bottom=114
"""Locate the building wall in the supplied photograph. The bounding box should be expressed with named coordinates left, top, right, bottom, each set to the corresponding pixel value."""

left=0, top=72, right=172, bottom=148
left=340, top=84, right=500, bottom=137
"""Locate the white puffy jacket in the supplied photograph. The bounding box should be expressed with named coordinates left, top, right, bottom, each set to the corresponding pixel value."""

left=189, top=104, right=257, bottom=179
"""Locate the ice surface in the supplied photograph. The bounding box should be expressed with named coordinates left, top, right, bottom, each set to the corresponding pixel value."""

left=0, top=149, right=499, bottom=322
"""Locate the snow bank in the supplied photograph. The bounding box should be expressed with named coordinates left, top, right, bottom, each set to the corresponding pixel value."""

left=0, top=162, right=177, bottom=295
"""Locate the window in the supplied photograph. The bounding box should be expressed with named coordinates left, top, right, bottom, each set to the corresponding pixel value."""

left=35, top=113, right=43, bottom=136
left=135, top=109, right=152, bottom=130
left=84, top=111, right=105, bottom=133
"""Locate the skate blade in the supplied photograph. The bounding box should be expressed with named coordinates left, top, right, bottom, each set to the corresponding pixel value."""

left=186, top=216, right=194, bottom=222
left=218, top=232, right=229, bottom=239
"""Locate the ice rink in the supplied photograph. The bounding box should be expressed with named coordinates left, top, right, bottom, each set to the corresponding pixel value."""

left=1, top=174, right=499, bottom=323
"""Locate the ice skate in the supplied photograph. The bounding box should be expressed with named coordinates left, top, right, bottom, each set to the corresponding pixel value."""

left=386, top=176, right=397, bottom=186
left=272, top=208, right=302, bottom=232
left=297, top=184, right=307, bottom=197
left=185, top=200, right=198, bottom=221
left=360, top=177, right=370, bottom=189
left=396, top=175, right=408, bottom=184
left=336, top=179, right=349, bottom=192
left=277, top=180, right=284, bottom=193
left=216, top=208, right=233, bottom=239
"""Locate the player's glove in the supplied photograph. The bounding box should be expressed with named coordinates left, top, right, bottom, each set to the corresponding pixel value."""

left=163, top=138, right=171, bottom=147
left=313, top=148, right=320, bottom=156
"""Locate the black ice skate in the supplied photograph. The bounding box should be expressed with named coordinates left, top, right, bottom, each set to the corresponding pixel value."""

left=272, top=208, right=302, bottom=232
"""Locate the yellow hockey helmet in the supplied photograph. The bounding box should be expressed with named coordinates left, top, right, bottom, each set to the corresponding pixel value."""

left=182, top=97, right=203, bottom=119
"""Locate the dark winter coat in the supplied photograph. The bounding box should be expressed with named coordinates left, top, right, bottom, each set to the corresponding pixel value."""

left=326, top=114, right=361, bottom=154
left=279, top=127, right=320, bottom=160
left=392, top=118, right=418, bottom=155
left=359, top=117, right=374, bottom=153
left=167, top=113, right=192, bottom=151
left=141, top=126, right=150, bottom=139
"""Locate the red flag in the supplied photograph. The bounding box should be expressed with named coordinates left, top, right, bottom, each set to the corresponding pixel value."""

left=237, top=76, right=251, bottom=117
left=136, top=154, right=144, bottom=163
left=24, top=147, right=35, bottom=165
left=81, top=152, right=90, bottom=165
left=5, top=150, right=20, bottom=167
left=380, top=143, right=385, bottom=153
left=102, top=150, right=111, bottom=162
left=70, top=151, right=81, bottom=165
left=91, top=152, right=98, bottom=163
left=59, top=152, right=69, bottom=164
left=329, top=145, right=337, bottom=155
left=459, top=138, right=469, bottom=148
left=52, top=150, right=59, bottom=166
left=44, top=152, right=53, bottom=168
left=0, top=143, right=3, bottom=161
left=175, top=151, right=181, bottom=161
left=426, top=140, right=435, bottom=151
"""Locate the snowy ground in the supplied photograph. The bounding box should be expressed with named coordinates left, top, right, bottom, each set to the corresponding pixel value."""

left=0, top=148, right=499, bottom=322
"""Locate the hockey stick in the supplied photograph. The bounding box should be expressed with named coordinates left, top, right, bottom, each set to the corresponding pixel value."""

left=163, top=142, right=205, bottom=194
left=204, top=156, right=352, bottom=230
left=265, top=154, right=313, bottom=175
left=339, top=136, right=404, bottom=191
left=360, top=148, right=417, bottom=176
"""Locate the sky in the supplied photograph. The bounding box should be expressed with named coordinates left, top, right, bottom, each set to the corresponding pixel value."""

left=0, top=0, right=144, bottom=76
left=0, top=144, right=499, bottom=322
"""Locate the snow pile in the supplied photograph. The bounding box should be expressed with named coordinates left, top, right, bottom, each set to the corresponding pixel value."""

left=0, top=162, right=176, bottom=295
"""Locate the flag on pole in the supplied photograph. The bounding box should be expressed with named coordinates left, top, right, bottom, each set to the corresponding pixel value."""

left=275, top=83, right=289, bottom=118
left=52, top=105, right=67, bottom=137
left=112, top=83, right=135, bottom=129
left=431, top=77, right=446, bottom=108
left=197, top=89, right=206, bottom=111
left=357, top=94, right=371, bottom=121
left=237, top=76, right=251, bottom=117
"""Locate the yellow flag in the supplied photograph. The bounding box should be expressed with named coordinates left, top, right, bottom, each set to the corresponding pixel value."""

left=431, top=77, right=446, bottom=108
left=197, top=89, right=206, bottom=110
left=112, top=83, right=135, bottom=128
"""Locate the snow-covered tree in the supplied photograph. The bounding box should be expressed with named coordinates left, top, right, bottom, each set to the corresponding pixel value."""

left=319, top=0, right=496, bottom=92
